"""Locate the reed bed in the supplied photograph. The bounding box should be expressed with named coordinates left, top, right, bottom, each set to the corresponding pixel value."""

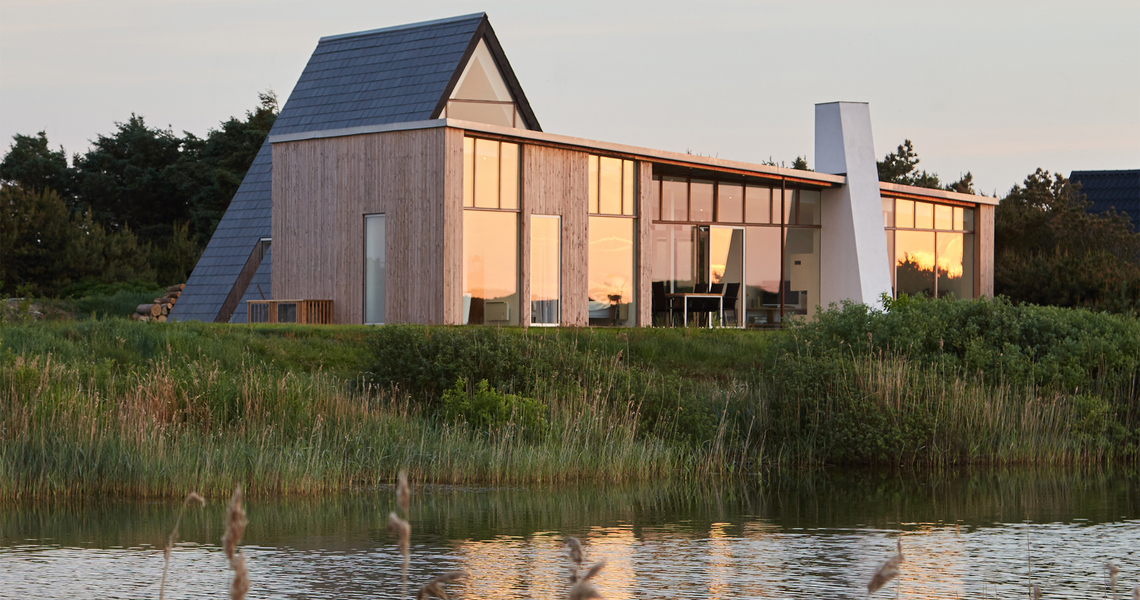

left=1, top=297, right=1137, bottom=500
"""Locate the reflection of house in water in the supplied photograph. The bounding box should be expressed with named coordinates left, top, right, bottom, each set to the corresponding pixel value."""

left=172, top=13, right=1001, bottom=327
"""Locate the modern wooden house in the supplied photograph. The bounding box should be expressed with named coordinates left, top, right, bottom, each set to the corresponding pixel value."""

left=173, top=13, right=999, bottom=327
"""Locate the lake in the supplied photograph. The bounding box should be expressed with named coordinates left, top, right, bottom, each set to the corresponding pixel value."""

left=1, top=468, right=1136, bottom=599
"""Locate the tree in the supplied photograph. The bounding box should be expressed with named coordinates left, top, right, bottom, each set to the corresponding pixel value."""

left=0, top=184, right=153, bottom=296
left=994, top=169, right=1140, bottom=312
left=944, top=172, right=976, bottom=195
left=71, top=114, right=188, bottom=244
left=791, top=156, right=811, bottom=171
left=0, top=131, right=72, bottom=197
left=877, top=140, right=942, bottom=189
left=173, top=90, right=278, bottom=243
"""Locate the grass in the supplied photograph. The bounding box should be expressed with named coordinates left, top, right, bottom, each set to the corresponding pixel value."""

left=1, top=297, right=1137, bottom=500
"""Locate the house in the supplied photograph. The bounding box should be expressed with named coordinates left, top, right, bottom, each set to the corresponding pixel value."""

left=171, top=13, right=998, bottom=327
left=1069, top=169, right=1140, bottom=233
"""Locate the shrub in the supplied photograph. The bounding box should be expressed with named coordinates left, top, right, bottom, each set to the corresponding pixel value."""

left=440, top=378, right=547, bottom=434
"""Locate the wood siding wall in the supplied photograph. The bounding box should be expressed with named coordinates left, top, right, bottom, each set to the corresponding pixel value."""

left=977, top=203, right=995, bottom=297
left=272, top=128, right=452, bottom=324
left=637, top=162, right=653, bottom=326
left=520, top=145, right=590, bottom=326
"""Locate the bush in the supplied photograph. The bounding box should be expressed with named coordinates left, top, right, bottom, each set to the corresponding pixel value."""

left=441, top=378, right=547, bottom=434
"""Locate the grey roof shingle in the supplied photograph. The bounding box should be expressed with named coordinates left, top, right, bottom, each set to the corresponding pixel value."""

left=173, top=13, right=537, bottom=323
left=1070, top=169, right=1140, bottom=233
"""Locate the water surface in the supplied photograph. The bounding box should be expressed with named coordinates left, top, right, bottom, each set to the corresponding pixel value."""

left=1, top=469, right=1137, bottom=599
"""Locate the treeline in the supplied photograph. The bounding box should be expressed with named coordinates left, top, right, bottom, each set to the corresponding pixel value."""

left=0, top=92, right=278, bottom=297
left=877, top=140, right=1140, bottom=314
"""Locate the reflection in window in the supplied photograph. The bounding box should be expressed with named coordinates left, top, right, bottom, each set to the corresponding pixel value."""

left=652, top=223, right=695, bottom=293
left=937, top=232, right=974, bottom=299
left=463, top=211, right=518, bottom=325
left=784, top=228, right=820, bottom=319
left=530, top=216, right=560, bottom=325
left=798, top=190, right=821, bottom=225
left=717, top=184, right=743, bottom=223
left=364, top=214, right=385, bottom=324
left=710, top=226, right=744, bottom=325
left=463, top=138, right=520, bottom=209
left=662, top=178, right=688, bottom=221
left=691, top=181, right=714, bottom=222
left=588, top=155, right=637, bottom=216
left=744, top=227, right=781, bottom=326
left=745, top=186, right=771, bottom=224
left=883, top=196, right=976, bottom=299
left=589, top=217, right=636, bottom=326
left=895, top=230, right=935, bottom=297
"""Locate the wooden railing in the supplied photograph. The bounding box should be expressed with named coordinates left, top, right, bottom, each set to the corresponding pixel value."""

left=247, top=299, right=333, bottom=324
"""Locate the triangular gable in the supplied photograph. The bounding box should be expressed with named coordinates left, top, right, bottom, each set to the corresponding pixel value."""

left=432, top=18, right=541, bottom=131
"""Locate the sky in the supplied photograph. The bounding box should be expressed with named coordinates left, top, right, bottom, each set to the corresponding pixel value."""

left=1, top=0, right=1138, bottom=196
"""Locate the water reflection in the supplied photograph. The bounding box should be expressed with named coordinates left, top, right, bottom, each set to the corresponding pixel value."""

left=1, top=468, right=1137, bottom=599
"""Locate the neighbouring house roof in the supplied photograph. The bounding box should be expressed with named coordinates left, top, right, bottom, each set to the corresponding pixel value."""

left=173, top=12, right=538, bottom=322
left=1069, top=169, right=1140, bottom=233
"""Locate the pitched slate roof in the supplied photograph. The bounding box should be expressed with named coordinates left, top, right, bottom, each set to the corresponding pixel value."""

left=1070, top=169, right=1140, bottom=233
left=173, top=13, right=539, bottom=322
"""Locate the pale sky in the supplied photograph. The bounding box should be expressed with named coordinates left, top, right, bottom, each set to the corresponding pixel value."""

left=2, top=0, right=1138, bottom=196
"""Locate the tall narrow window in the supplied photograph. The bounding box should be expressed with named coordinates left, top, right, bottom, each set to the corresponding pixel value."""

left=531, top=215, right=561, bottom=326
left=364, top=214, right=385, bottom=324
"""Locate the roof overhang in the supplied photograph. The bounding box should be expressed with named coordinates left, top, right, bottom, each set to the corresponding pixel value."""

left=270, top=118, right=846, bottom=188
left=879, top=181, right=1000, bottom=206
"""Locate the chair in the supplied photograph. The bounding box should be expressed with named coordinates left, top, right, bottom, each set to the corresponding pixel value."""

left=651, top=281, right=679, bottom=326
left=722, top=282, right=741, bottom=327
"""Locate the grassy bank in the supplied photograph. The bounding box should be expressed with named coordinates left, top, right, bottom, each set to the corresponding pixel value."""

left=1, top=297, right=1138, bottom=500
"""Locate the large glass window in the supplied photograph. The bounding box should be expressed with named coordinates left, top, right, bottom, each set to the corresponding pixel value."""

left=530, top=215, right=560, bottom=326
left=883, top=197, right=975, bottom=299
left=784, top=227, right=820, bottom=319
left=652, top=224, right=695, bottom=293
left=690, top=180, right=714, bottom=222
left=717, top=184, right=743, bottom=223
left=463, top=138, right=520, bottom=209
left=364, top=214, right=385, bottom=324
left=462, top=136, right=521, bottom=326
left=463, top=211, right=518, bottom=325
left=589, top=217, right=636, bottom=326
left=662, top=177, right=688, bottom=221
left=744, top=226, right=781, bottom=326
left=588, top=155, right=637, bottom=217
left=651, top=172, right=824, bottom=326
left=588, top=154, right=638, bottom=326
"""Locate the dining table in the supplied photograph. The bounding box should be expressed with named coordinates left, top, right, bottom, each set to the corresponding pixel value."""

left=665, top=292, right=724, bottom=327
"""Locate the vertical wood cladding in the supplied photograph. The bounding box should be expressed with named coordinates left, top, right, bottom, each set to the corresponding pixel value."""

left=272, top=128, right=448, bottom=324
left=637, top=161, right=653, bottom=326
left=521, top=144, right=590, bottom=326
left=977, top=203, right=995, bottom=297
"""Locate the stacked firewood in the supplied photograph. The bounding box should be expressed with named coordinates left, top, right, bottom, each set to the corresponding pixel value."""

left=132, top=283, right=184, bottom=322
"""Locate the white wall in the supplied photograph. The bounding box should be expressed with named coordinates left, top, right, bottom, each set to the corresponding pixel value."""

left=815, top=102, right=892, bottom=308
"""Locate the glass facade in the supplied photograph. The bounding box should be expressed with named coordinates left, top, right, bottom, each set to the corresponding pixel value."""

left=363, top=214, right=385, bottom=324
left=588, top=155, right=637, bottom=217
left=530, top=215, right=560, bottom=325
left=884, top=197, right=975, bottom=299
left=463, top=211, right=519, bottom=325
left=463, top=137, right=521, bottom=325
left=587, top=154, right=637, bottom=326
left=649, top=175, right=822, bottom=326
left=463, top=138, right=520, bottom=210
left=588, top=217, right=636, bottom=326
